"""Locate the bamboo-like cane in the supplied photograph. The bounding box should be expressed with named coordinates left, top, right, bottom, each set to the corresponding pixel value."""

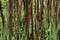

left=47, top=0, right=51, bottom=25
left=36, top=0, right=39, bottom=40
left=30, top=0, right=34, bottom=40
left=54, top=1, right=59, bottom=40
left=55, top=0, right=58, bottom=29
left=46, top=0, right=51, bottom=40
left=25, top=0, right=29, bottom=40
left=16, top=0, right=23, bottom=40
left=9, top=0, right=13, bottom=40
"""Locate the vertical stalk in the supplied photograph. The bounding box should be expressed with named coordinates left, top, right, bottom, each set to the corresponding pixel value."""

left=47, top=0, right=51, bottom=40
left=47, top=0, right=51, bottom=24
left=0, top=1, right=4, bottom=39
left=53, top=0, right=58, bottom=31
left=30, top=0, right=34, bottom=40
left=16, top=0, right=22, bottom=40
left=25, top=0, right=30, bottom=40
left=36, top=0, right=39, bottom=40
left=54, top=1, right=58, bottom=39
left=9, top=0, right=13, bottom=40
left=0, top=1, right=4, bottom=30
left=16, top=0, right=19, bottom=40
left=55, top=0, right=58, bottom=29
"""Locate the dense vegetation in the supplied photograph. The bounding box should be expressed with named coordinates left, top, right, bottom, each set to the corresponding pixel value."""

left=0, top=0, right=60, bottom=40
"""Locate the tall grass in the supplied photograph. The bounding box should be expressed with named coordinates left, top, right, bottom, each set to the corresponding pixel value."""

left=0, top=0, right=60, bottom=40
